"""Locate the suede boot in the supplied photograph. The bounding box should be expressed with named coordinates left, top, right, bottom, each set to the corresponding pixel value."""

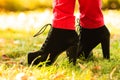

left=28, top=27, right=79, bottom=66
left=77, top=25, right=110, bottom=59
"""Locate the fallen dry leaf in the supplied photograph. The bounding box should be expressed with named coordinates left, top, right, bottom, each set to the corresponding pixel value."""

left=15, top=72, right=36, bottom=80
left=5, top=61, right=17, bottom=65
left=93, top=65, right=101, bottom=71
left=52, top=71, right=66, bottom=80
left=78, top=63, right=86, bottom=70
left=15, top=73, right=27, bottom=80
left=92, top=65, right=102, bottom=74
left=2, top=54, right=11, bottom=60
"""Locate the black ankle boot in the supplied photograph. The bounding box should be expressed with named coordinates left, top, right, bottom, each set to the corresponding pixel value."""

left=77, top=25, right=110, bottom=59
left=28, top=27, right=79, bottom=66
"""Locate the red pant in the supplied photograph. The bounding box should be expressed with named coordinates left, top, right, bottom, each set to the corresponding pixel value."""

left=52, top=0, right=104, bottom=30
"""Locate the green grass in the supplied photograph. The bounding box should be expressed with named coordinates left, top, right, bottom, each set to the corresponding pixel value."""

left=0, top=26, right=120, bottom=80
left=0, top=10, right=120, bottom=80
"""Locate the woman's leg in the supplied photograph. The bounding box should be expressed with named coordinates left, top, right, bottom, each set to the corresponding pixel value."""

left=52, top=0, right=76, bottom=30
left=28, top=0, right=78, bottom=66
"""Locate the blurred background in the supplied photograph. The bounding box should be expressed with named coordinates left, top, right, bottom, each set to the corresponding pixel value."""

left=0, top=0, right=120, bottom=11
left=0, top=0, right=52, bottom=11
left=0, top=0, right=120, bottom=31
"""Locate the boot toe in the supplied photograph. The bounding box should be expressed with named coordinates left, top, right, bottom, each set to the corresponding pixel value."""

left=27, top=51, right=49, bottom=66
left=27, top=51, right=41, bottom=65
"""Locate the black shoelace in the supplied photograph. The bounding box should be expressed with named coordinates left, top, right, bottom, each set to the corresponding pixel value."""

left=33, top=24, right=52, bottom=37
left=33, top=18, right=80, bottom=37
left=76, top=18, right=81, bottom=35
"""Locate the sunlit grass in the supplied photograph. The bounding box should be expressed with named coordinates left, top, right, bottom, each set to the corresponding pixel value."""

left=0, top=10, right=120, bottom=80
